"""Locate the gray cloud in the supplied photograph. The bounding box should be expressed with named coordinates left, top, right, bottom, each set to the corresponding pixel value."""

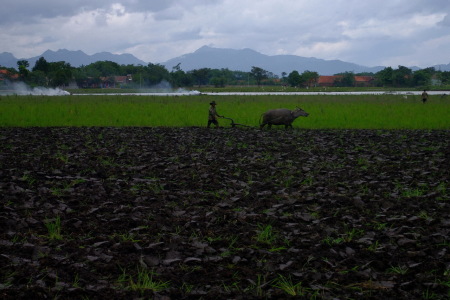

left=438, top=14, right=450, bottom=27
left=0, top=0, right=179, bottom=24
left=0, top=1, right=101, bottom=24
left=1, top=0, right=449, bottom=68
left=0, top=0, right=222, bottom=24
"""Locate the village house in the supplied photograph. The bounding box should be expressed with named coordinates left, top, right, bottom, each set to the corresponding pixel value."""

left=99, top=74, right=133, bottom=88
left=317, top=75, right=375, bottom=87
left=0, top=69, right=19, bottom=82
left=316, top=75, right=342, bottom=87
left=354, top=76, right=375, bottom=87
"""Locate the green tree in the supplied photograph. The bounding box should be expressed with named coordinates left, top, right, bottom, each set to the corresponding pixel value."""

left=72, top=68, right=89, bottom=88
left=17, top=60, right=30, bottom=78
left=209, top=68, right=244, bottom=85
left=250, top=66, right=268, bottom=86
left=74, top=65, right=102, bottom=88
left=413, top=70, right=431, bottom=86
left=301, top=70, right=319, bottom=87
left=28, top=70, right=48, bottom=86
left=146, top=63, right=170, bottom=86
left=437, top=71, right=450, bottom=85
left=287, top=70, right=301, bottom=87
left=47, top=61, right=72, bottom=87
left=170, top=64, right=193, bottom=87
left=376, top=67, right=394, bottom=86
left=412, top=68, right=433, bottom=86
left=32, top=57, right=50, bottom=74
left=392, top=65, right=412, bottom=87
left=334, top=71, right=355, bottom=87
left=190, top=68, right=211, bottom=86
left=86, top=61, right=121, bottom=77
left=210, top=76, right=226, bottom=87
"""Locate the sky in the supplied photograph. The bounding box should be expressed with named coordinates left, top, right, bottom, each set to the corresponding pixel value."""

left=1, top=0, right=449, bottom=68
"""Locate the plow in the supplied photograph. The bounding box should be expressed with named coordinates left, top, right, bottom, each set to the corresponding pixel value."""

left=221, top=116, right=253, bottom=128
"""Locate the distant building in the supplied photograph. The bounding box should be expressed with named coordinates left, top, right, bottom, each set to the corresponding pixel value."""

left=317, top=76, right=342, bottom=87
left=114, top=74, right=133, bottom=85
left=317, top=75, right=375, bottom=87
left=99, top=74, right=133, bottom=88
left=0, top=69, right=19, bottom=81
left=354, top=76, right=375, bottom=87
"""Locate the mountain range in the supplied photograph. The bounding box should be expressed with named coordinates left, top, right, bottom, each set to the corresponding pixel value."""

left=1, top=46, right=449, bottom=75
left=0, top=49, right=147, bottom=70
left=163, top=46, right=389, bottom=75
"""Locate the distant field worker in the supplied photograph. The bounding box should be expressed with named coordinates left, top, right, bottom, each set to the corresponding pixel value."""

left=422, top=90, right=429, bottom=103
left=207, top=101, right=223, bottom=128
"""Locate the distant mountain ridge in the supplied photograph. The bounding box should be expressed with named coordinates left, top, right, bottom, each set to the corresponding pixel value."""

left=0, top=49, right=147, bottom=69
left=162, top=46, right=450, bottom=75
left=1, top=46, right=449, bottom=75
left=162, top=46, right=388, bottom=75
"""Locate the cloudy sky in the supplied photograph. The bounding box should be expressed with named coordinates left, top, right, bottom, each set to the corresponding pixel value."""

left=1, top=0, right=449, bottom=68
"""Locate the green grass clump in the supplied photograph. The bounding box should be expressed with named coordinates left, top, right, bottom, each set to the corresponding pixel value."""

left=45, top=216, right=62, bottom=240
left=117, top=267, right=170, bottom=294
left=0, top=94, right=449, bottom=128
left=272, top=274, right=309, bottom=296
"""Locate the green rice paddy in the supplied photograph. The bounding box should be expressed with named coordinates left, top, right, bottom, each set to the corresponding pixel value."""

left=0, top=94, right=449, bottom=129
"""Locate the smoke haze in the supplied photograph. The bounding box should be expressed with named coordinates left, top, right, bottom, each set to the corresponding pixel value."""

left=1, top=82, right=70, bottom=96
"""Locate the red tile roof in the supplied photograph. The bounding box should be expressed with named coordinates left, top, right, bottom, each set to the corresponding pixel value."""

left=354, top=76, right=374, bottom=82
left=0, top=69, right=19, bottom=79
left=317, top=76, right=341, bottom=84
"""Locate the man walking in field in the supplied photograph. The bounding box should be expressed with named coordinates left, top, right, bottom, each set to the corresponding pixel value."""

left=422, top=90, right=429, bottom=103
left=207, top=101, right=223, bottom=128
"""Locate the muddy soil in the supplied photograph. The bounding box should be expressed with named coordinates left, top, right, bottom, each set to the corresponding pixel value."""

left=1, top=127, right=449, bottom=299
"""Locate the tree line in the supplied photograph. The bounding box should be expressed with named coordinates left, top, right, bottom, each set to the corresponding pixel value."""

left=2, top=57, right=449, bottom=88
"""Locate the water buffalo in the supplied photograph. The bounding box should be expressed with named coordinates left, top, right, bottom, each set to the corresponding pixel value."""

left=260, top=107, right=309, bottom=129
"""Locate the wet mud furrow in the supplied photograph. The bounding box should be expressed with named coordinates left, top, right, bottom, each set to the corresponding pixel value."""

left=0, top=127, right=449, bottom=299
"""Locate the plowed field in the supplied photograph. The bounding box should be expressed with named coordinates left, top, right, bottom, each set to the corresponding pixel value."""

left=1, top=128, right=449, bottom=299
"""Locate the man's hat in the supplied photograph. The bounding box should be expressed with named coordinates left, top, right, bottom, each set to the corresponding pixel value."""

left=210, top=101, right=217, bottom=105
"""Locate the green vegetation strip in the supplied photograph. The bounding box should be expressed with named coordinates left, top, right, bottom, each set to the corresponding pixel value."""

left=1, top=94, right=449, bottom=128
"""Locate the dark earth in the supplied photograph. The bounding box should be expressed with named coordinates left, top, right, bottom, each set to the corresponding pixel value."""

left=1, top=127, right=449, bottom=299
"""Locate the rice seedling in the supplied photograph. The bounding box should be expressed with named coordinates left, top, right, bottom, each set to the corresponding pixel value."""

left=245, top=274, right=267, bottom=297
left=418, top=211, right=434, bottom=222
left=342, top=227, right=365, bottom=242
left=386, top=265, right=409, bottom=275
left=0, top=94, right=449, bottom=128
left=254, top=224, right=278, bottom=245
left=45, top=216, right=63, bottom=240
left=367, top=240, right=383, bottom=252
left=117, top=267, right=170, bottom=294
left=402, top=187, right=426, bottom=198
left=0, top=271, right=16, bottom=289
left=21, top=173, right=36, bottom=186
left=72, top=273, right=80, bottom=288
left=436, top=182, right=447, bottom=196
left=272, top=274, right=309, bottom=296
left=422, top=287, right=439, bottom=299
left=181, top=282, right=195, bottom=294
left=322, top=236, right=345, bottom=246
left=113, top=232, right=141, bottom=242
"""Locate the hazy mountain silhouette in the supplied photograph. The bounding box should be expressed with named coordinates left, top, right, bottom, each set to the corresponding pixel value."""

left=162, top=46, right=387, bottom=75
left=1, top=46, right=449, bottom=75
left=434, top=63, right=450, bottom=72
left=0, top=52, right=18, bottom=68
left=0, top=49, right=146, bottom=69
left=164, top=47, right=450, bottom=74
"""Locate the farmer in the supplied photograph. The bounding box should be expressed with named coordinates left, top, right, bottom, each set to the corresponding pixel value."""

left=421, top=90, right=429, bottom=103
left=207, top=101, right=223, bottom=128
